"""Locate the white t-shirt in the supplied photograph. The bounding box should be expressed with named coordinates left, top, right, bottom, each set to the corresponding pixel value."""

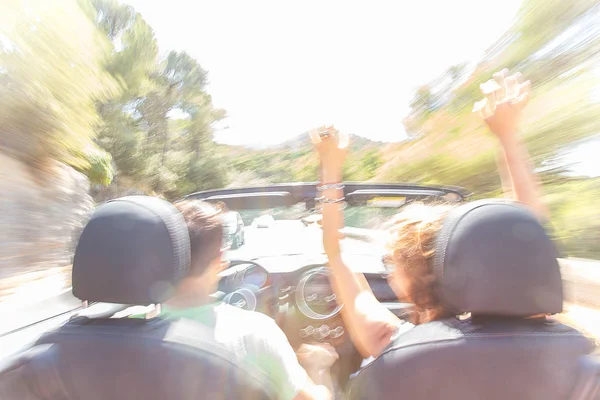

left=162, top=303, right=309, bottom=400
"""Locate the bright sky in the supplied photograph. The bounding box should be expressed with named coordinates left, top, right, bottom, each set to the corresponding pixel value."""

left=562, top=138, right=600, bottom=178
left=123, top=0, right=523, bottom=146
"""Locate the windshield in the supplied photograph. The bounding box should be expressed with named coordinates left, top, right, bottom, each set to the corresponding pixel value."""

left=223, top=212, right=238, bottom=225
left=237, top=205, right=398, bottom=230
left=225, top=204, right=394, bottom=259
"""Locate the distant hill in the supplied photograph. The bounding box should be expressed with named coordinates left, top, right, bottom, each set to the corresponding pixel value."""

left=218, top=132, right=385, bottom=187
left=276, top=133, right=381, bottom=151
left=218, top=132, right=382, bottom=153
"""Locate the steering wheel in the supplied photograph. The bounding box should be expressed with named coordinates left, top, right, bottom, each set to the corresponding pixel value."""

left=221, top=260, right=274, bottom=315
left=223, top=260, right=363, bottom=390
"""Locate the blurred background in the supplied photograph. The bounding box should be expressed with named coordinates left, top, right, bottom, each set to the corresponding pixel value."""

left=0, top=0, right=599, bottom=306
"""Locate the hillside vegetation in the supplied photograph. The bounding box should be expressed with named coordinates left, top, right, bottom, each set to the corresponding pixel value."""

left=219, top=0, right=600, bottom=258
left=2, top=0, right=599, bottom=258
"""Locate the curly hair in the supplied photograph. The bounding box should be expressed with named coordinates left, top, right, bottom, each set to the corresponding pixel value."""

left=386, top=203, right=455, bottom=325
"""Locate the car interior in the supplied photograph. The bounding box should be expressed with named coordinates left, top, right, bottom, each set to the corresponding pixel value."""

left=0, top=197, right=275, bottom=400
left=187, top=185, right=600, bottom=398
left=0, top=186, right=599, bottom=399
left=345, top=200, right=599, bottom=400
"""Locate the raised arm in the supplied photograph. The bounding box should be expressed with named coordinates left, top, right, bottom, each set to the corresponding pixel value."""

left=311, top=126, right=400, bottom=358
left=475, top=69, right=549, bottom=220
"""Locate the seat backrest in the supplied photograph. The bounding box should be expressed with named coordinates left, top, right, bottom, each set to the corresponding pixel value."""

left=0, top=316, right=275, bottom=400
left=569, top=354, right=600, bottom=400
left=347, top=318, right=595, bottom=400
left=0, top=196, right=274, bottom=400
left=348, top=200, right=597, bottom=399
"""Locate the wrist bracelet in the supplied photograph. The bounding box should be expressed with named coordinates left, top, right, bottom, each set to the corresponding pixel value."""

left=324, top=197, right=345, bottom=203
left=317, top=183, right=344, bottom=192
left=323, top=199, right=347, bottom=210
left=314, top=196, right=347, bottom=210
left=315, top=196, right=345, bottom=203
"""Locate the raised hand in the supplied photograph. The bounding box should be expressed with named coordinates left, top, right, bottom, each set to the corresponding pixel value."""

left=309, top=125, right=348, bottom=179
left=474, top=69, right=548, bottom=219
left=473, top=69, right=531, bottom=140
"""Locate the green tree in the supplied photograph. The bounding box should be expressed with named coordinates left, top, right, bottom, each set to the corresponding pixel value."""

left=397, top=0, right=600, bottom=259
left=448, top=64, right=466, bottom=82
left=83, top=0, right=227, bottom=199
left=409, top=85, right=436, bottom=118
left=0, top=0, right=118, bottom=183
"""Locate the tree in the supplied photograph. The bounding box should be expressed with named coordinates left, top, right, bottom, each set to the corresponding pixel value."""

left=0, top=0, right=118, bottom=183
left=81, top=0, right=228, bottom=198
left=448, top=64, right=466, bottom=82
left=409, top=85, right=436, bottom=117
left=392, top=0, right=600, bottom=259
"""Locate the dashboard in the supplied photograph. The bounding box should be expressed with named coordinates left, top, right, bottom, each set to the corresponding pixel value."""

left=217, top=254, right=410, bottom=346
left=216, top=254, right=413, bottom=386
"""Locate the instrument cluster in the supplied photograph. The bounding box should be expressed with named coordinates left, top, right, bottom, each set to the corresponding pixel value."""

left=295, top=268, right=343, bottom=320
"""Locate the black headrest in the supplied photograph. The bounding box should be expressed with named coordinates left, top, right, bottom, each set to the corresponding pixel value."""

left=72, top=196, right=190, bottom=304
left=433, top=199, right=562, bottom=316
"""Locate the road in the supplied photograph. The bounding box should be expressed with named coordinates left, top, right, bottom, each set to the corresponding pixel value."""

left=227, top=220, right=383, bottom=260
left=0, top=288, right=81, bottom=336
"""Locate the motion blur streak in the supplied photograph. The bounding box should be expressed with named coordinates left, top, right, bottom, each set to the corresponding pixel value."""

left=0, top=0, right=599, bottom=315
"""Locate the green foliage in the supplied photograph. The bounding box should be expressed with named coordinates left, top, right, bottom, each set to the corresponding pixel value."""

left=345, top=149, right=383, bottom=181
left=545, top=179, right=600, bottom=259
left=498, top=0, right=598, bottom=73
left=77, top=0, right=227, bottom=200
left=3, top=0, right=598, bottom=261
left=398, top=0, right=600, bottom=258
left=223, top=134, right=383, bottom=186
left=0, top=0, right=119, bottom=174
left=83, top=149, right=114, bottom=186
left=383, top=152, right=500, bottom=195
left=90, top=0, right=136, bottom=40
left=409, top=85, right=437, bottom=119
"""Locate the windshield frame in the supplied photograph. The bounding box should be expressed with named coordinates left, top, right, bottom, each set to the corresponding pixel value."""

left=183, top=182, right=470, bottom=211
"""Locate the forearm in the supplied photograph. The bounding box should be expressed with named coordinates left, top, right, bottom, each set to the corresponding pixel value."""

left=495, top=149, right=513, bottom=198
left=320, top=165, right=344, bottom=258
left=321, top=170, right=397, bottom=357
left=320, top=174, right=373, bottom=354
left=498, top=136, right=549, bottom=220
left=327, top=257, right=383, bottom=357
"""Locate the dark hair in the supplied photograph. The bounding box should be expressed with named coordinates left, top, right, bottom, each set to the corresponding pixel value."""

left=174, top=200, right=224, bottom=276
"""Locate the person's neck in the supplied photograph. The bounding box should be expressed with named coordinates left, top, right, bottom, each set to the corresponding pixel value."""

left=166, top=278, right=214, bottom=309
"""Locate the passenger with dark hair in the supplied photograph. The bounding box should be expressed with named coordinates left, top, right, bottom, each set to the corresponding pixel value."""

left=159, top=200, right=337, bottom=400
left=0, top=196, right=282, bottom=400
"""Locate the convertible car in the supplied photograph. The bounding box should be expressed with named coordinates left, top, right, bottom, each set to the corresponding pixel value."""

left=182, top=182, right=470, bottom=385
left=1, top=182, right=597, bottom=399
left=0, top=182, right=469, bottom=392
